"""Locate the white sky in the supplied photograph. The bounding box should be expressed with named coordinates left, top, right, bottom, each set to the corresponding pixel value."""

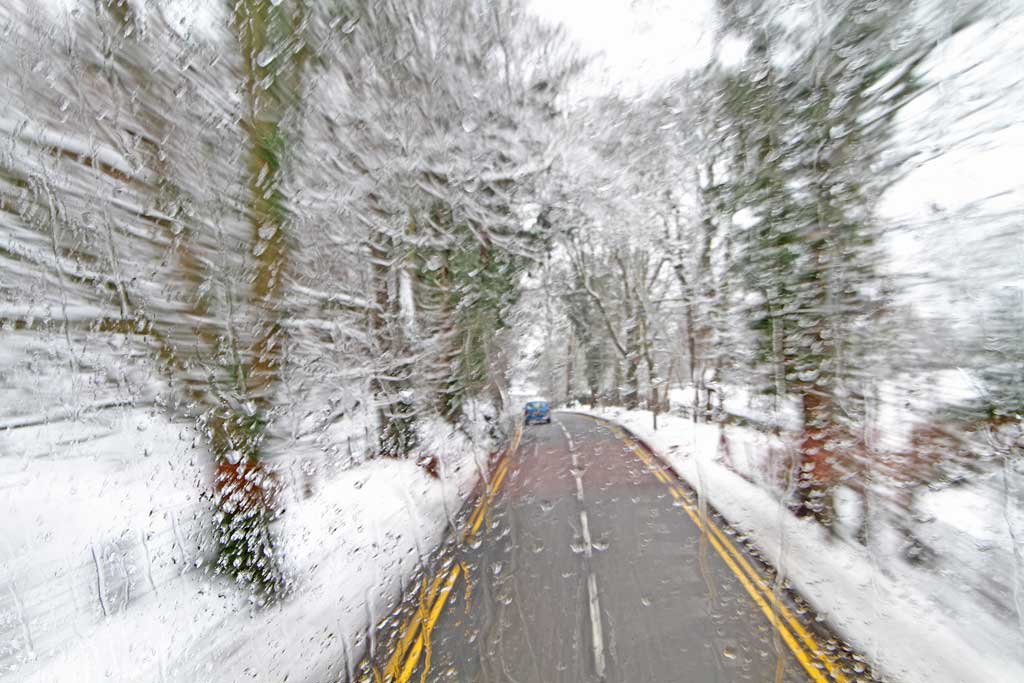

left=879, top=13, right=1024, bottom=310
left=530, top=0, right=714, bottom=96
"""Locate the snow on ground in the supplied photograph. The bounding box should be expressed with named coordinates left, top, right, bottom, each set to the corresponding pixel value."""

left=2, top=402, right=500, bottom=682
left=163, top=420, right=487, bottom=683
left=571, top=406, right=1024, bottom=683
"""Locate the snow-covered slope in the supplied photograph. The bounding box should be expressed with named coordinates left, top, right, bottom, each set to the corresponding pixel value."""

left=2, top=400, right=499, bottom=682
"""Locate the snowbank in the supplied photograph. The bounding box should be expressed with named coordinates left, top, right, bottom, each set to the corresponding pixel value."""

left=2, top=407, right=499, bottom=682
left=571, top=407, right=1024, bottom=683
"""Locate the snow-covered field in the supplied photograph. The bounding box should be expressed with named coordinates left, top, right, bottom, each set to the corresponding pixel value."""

left=571, top=407, right=1024, bottom=683
left=1, top=398, right=498, bottom=682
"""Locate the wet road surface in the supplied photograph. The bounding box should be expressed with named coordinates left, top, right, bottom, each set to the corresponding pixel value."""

left=361, top=412, right=872, bottom=683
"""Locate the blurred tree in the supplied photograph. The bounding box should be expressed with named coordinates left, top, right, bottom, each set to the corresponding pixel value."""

left=297, top=0, right=580, bottom=451
left=710, top=0, right=982, bottom=527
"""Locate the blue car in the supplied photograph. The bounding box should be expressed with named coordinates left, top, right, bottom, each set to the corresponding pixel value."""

left=523, top=400, right=551, bottom=425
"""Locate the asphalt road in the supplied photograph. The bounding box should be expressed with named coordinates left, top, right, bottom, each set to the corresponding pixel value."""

left=363, top=412, right=871, bottom=683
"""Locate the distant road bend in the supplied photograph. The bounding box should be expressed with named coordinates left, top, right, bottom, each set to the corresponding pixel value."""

left=361, top=412, right=873, bottom=683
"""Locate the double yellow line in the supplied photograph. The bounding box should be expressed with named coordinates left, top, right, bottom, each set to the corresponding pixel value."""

left=608, top=423, right=849, bottom=683
left=463, top=456, right=510, bottom=542
left=377, top=415, right=847, bottom=682
left=374, top=424, right=522, bottom=683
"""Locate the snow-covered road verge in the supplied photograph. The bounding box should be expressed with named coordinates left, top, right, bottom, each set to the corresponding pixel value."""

left=2, top=408, right=503, bottom=682
left=570, top=407, right=1024, bottom=683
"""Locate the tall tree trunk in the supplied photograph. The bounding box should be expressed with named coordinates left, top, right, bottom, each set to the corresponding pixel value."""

left=434, top=256, right=463, bottom=424
left=674, top=261, right=700, bottom=422
left=794, top=387, right=836, bottom=528
left=623, top=336, right=640, bottom=409
left=565, top=330, right=576, bottom=404
left=646, top=354, right=658, bottom=411
left=618, top=259, right=640, bottom=409
left=686, top=300, right=699, bottom=422
left=206, top=0, right=309, bottom=602
left=611, top=358, right=622, bottom=405
left=368, top=227, right=417, bottom=457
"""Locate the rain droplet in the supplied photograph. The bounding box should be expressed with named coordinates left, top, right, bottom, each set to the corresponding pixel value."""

left=255, top=46, right=279, bottom=68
